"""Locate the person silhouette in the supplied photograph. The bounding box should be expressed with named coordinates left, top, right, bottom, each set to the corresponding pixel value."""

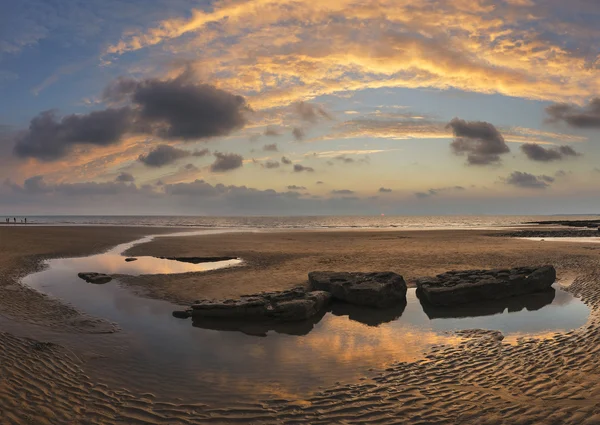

left=24, top=218, right=27, bottom=224
left=13, top=217, right=16, bottom=223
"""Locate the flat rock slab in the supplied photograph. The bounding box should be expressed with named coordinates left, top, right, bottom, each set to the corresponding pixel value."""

left=157, top=256, right=238, bottom=264
left=188, top=287, right=332, bottom=322
left=308, top=271, right=407, bottom=308
left=416, top=265, right=556, bottom=306
left=78, top=272, right=112, bottom=284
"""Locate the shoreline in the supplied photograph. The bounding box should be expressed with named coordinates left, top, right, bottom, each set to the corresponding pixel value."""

left=3, top=225, right=600, bottom=423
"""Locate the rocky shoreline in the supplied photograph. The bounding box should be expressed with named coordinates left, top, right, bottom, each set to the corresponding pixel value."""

left=493, top=229, right=600, bottom=238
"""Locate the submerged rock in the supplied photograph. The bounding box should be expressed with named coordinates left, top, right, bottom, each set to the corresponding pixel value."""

left=308, top=271, right=407, bottom=308
left=124, top=257, right=138, bottom=262
left=77, top=272, right=112, bottom=284
left=172, top=310, right=191, bottom=319
left=157, top=256, right=238, bottom=264
left=189, top=287, right=332, bottom=322
left=415, top=265, right=556, bottom=307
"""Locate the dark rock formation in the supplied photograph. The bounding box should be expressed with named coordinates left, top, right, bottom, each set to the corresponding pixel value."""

left=125, top=257, right=138, bottom=262
left=308, top=271, right=407, bottom=308
left=188, top=287, right=331, bottom=322
left=157, top=256, right=238, bottom=264
left=525, top=219, right=600, bottom=228
left=192, top=309, right=328, bottom=337
left=77, top=272, right=112, bottom=284
left=416, top=265, right=556, bottom=307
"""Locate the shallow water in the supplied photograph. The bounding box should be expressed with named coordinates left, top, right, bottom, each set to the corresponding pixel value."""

left=21, top=231, right=591, bottom=404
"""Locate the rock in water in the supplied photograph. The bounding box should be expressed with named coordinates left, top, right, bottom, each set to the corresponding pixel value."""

left=124, top=257, right=138, bottom=262
left=416, top=265, right=556, bottom=306
left=308, top=271, right=407, bottom=308
left=190, top=288, right=332, bottom=322
left=172, top=310, right=191, bottom=319
left=77, top=272, right=112, bottom=284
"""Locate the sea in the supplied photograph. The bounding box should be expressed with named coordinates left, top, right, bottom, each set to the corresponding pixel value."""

left=4, top=215, right=598, bottom=230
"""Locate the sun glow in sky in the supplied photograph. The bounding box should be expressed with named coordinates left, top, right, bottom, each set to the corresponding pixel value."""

left=2, top=0, right=600, bottom=215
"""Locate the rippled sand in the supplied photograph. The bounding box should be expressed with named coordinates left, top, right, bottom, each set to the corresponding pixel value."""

left=2, top=226, right=600, bottom=424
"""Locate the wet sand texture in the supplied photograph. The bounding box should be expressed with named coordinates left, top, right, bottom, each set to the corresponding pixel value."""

left=2, top=226, right=600, bottom=423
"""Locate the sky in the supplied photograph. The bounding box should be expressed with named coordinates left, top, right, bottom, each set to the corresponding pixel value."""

left=1, top=0, right=600, bottom=215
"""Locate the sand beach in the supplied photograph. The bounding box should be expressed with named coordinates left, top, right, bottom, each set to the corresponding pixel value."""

left=1, top=225, right=600, bottom=424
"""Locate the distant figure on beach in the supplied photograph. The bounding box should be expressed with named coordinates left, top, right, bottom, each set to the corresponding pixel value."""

left=13, top=217, right=16, bottom=223
left=24, top=218, right=27, bottom=224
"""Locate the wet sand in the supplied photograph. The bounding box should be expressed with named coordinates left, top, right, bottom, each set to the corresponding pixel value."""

left=2, top=226, right=600, bottom=424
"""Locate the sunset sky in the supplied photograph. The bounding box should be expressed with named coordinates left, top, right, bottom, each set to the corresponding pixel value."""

left=2, top=0, right=600, bottom=215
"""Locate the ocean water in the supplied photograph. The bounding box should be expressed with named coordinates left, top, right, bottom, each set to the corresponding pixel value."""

left=4, top=215, right=599, bottom=229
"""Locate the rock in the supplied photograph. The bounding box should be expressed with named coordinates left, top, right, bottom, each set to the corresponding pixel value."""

left=308, top=271, right=407, bottom=308
left=125, top=257, right=138, bottom=262
left=416, top=265, right=556, bottom=306
left=189, top=288, right=332, bottom=322
left=172, top=310, right=191, bottom=319
left=157, top=256, right=238, bottom=264
left=77, top=272, right=112, bottom=284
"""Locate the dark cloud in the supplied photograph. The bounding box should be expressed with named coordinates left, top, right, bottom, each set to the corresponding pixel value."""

left=335, top=155, right=354, bottom=163
left=139, top=144, right=191, bottom=167
left=264, top=127, right=280, bottom=137
left=520, top=143, right=580, bottom=162
left=447, top=118, right=510, bottom=165
left=415, top=186, right=465, bottom=198
left=13, top=75, right=248, bottom=161
left=192, top=148, right=211, bottom=157
left=546, top=98, right=600, bottom=128
left=331, top=189, right=355, bottom=195
left=13, top=108, right=133, bottom=161
left=210, top=152, right=244, bottom=172
left=293, top=164, right=314, bottom=172
left=262, top=143, right=278, bottom=152
left=293, top=102, right=332, bottom=123
left=115, top=172, right=135, bottom=182
left=262, top=160, right=280, bottom=169
left=105, top=76, right=248, bottom=140
left=281, top=156, right=292, bottom=165
left=316, top=181, right=325, bottom=184
left=10, top=175, right=144, bottom=197
left=184, top=163, right=199, bottom=171
left=287, top=185, right=306, bottom=190
left=555, top=170, right=570, bottom=177
left=379, top=187, right=392, bottom=193
left=505, top=171, right=554, bottom=189
left=292, top=127, right=306, bottom=141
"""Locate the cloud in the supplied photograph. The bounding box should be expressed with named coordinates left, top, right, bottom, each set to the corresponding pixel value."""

left=192, top=148, right=211, bottom=157
left=13, top=108, right=134, bottom=161
left=316, top=181, right=324, bottom=185
left=210, top=152, right=244, bottom=172
left=262, top=143, right=278, bottom=152
left=115, top=172, right=135, bottom=183
left=184, top=163, right=199, bottom=171
left=379, top=187, right=392, bottom=193
left=292, top=127, right=306, bottom=141
left=415, top=186, right=465, bottom=198
left=262, top=160, right=281, bottom=169
left=520, top=143, right=581, bottom=162
left=504, top=171, right=554, bottom=189
left=293, top=102, right=332, bottom=123
left=331, top=189, right=355, bottom=195
left=264, top=127, right=280, bottom=137
left=105, top=75, right=249, bottom=141
left=293, top=164, right=314, bottom=172
left=287, top=185, right=306, bottom=190
left=139, top=144, right=191, bottom=167
left=13, top=75, right=248, bottom=162
left=447, top=118, right=510, bottom=165
left=546, top=99, right=600, bottom=128
left=281, top=156, right=292, bottom=165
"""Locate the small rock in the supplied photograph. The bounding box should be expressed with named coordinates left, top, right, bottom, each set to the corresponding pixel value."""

left=125, top=257, right=138, bottom=262
left=172, top=310, right=191, bottom=319
left=78, top=272, right=112, bottom=284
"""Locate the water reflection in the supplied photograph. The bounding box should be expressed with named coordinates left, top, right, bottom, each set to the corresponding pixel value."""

left=19, top=231, right=591, bottom=404
left=418, top=288, right=556, bottom=319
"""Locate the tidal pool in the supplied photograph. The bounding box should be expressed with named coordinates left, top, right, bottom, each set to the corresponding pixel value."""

left=21, top=231, right=591, bottom=404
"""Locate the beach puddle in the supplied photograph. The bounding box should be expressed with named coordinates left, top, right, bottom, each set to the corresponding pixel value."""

left=21, top=231, right=590, bottom=404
